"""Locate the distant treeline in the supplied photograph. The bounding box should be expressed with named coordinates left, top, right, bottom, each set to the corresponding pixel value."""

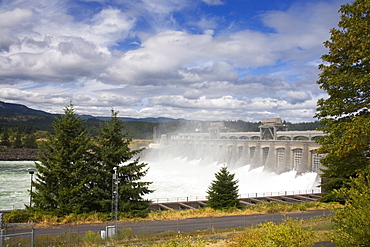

left=0, top=116, right=321, bottom=140
left=0, top=100, right=321, bottom=141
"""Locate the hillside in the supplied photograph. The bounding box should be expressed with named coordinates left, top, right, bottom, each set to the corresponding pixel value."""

left=0, top=101, right=321, bottom=139
left=0, top=101, right=57, bottom=133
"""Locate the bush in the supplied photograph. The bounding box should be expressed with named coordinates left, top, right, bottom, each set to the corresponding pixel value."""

left=227, top=217, right=315, bottom=247
left=3, top=210, right=33, bottom=223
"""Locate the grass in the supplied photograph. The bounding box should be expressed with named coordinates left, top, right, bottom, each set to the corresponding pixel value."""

left=146, top=201, right=340, bottom=221
left=5, top=200, right=340, bottom=226
left=5, top=201, right=341, bottom=246
left=6, top=218, right=335, bottom=247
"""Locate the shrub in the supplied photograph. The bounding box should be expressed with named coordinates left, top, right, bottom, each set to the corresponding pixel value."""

left=227, top=217, right=315, bottom=247
left=3, top=210, right=32, bottom=223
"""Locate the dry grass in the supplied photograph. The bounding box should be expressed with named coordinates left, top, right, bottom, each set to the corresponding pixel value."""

left=129, top=139, right=153, bottom=148
left=25, top=201, right=341, bottom=228
left=145, top=201, right=341, bottom=222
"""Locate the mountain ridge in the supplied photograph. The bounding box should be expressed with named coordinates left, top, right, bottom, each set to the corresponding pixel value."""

left=0, top=101, right=184, bottom=123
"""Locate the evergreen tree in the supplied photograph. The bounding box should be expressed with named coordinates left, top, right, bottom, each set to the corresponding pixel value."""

left=94, top=110, right=153, bottom=218
left=13, top=132, right=23, bottom=148
left=1, top=127, right=11, bottom=147
left=23, top=133, right=38, bottom=149
left=31, top=104, right=96, bottom=215
left=315, top=0, right=370, bottom=201
left=206, top=166, right=240, bottom=210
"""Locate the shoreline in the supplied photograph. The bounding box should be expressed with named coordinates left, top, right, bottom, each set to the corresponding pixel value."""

left=0, top=148, right=39, bottom=161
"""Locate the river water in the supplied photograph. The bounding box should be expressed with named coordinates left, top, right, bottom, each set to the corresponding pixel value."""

left=0, top=158, right=320, bottom=211
left=0, top=161, right=36, bottom=210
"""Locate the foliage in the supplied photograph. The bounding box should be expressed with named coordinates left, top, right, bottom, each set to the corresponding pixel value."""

left=30, top=106, right=152, bottom=217
left=31, top=104, right=97, bottom=216
left=0, top=100, right=323, bottom=140
left=23, top=133, right=38, bottom=149
left=227, top=217, right=315, bottom=247
left=1, top=126, right=10, bottom=147
left=332, top=168, right=370, bottom=246
left=206, top=166, right=241, bottom=210
left=13, top=132, right=22, bottom=148
left=3, top=209, right=33, bottom=223
left=153, top=235, right=208, bottom=247
left=315, top=0, right=370, bottom=201
left=94, top=110, right=153, bottom=218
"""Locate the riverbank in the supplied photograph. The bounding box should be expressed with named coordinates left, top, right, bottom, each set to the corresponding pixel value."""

left=0, top=148, right=39, bottom=161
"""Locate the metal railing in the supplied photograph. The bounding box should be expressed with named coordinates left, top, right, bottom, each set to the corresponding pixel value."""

left=149, top=188, right=321, bottom=203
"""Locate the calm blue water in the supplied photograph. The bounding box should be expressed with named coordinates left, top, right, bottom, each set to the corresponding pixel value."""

left=0, top=161, right=36, bottom=210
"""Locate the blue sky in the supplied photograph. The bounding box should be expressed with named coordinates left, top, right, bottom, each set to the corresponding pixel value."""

left=0, top=0, right=348, bottom=122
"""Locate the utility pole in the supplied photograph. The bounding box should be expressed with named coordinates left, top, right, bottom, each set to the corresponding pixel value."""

left=112, top=167, right=119, bottom=236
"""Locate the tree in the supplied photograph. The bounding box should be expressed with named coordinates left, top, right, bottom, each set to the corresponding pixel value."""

left=1, top=127, right=11, bottom=147
left=23, top=133, right=38, bottom=149
left=332, top=168, right=370, bottom=246
left=206, top=166, right=240, bottom=210
left=31, top=104, right=96, bottom=215
left=94, top=110, right=153, bottom=218
left=315, top=0, right=370, bottom=201
left=13, top=132, right=23, bottom=148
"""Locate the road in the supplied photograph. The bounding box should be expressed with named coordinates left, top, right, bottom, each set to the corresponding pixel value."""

left=5, top=210, right=333, bottom=237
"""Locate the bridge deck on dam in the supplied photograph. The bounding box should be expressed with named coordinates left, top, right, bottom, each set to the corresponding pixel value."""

left=149, top=193, right=322, bottom=212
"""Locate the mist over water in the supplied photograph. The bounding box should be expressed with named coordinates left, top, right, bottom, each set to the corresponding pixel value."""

left=143, top=155, right=320, bottom=202
left=0, top=154, right=320, bottom=210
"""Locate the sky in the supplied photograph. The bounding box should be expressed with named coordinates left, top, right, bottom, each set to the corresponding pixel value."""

left=0, top=0, right=349, bottom=122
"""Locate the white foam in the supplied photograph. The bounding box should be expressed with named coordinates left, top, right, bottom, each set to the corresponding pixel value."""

left=143, top=156, right=320, bottom=202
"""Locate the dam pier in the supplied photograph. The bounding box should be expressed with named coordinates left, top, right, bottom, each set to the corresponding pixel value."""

left=155, top=118, right=325, bottom=174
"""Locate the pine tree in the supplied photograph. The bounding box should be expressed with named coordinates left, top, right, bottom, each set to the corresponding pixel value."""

left=1, top=127, right=11, bottom=147
left=23, top=133, right=38, bottom=149
left=94, top=110, right=153, bottom=218
left=206, top=166, right=241, bottom=210
left=315, top=0, right=370, bottom=201
left=31, top=104, right=96, bottom=215
left=13, top=132, right=23, bottom=148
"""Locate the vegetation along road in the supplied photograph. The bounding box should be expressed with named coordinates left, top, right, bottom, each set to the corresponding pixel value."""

left=6, top=210, right=332, bottom=237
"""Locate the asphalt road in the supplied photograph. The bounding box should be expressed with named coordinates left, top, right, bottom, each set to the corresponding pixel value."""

left=5, top=209, right=333, bottom=237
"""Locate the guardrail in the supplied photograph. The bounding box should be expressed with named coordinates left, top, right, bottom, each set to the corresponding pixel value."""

left=148, top=188, right=321, bottom=203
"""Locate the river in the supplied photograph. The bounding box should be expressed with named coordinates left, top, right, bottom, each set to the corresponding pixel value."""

left=0, top=158, right=320, bottom=211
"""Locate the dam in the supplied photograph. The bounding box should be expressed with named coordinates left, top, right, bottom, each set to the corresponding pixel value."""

left=155, top=118, right=324, bottom=174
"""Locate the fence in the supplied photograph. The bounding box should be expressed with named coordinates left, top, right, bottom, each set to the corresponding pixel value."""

left=2, top=209, right=331, bottom=247
left=0, top=229, right=34, bottom=247
left=149, top=188, right=322, bottom=203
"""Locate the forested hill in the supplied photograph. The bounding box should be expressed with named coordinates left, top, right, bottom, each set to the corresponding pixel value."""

left=0, top=101, right=321, bottom=139
left=0, top=101, right=58, bottom=133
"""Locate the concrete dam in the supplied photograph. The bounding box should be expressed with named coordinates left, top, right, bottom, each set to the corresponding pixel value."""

left=154, top=118, right=325, bottom=175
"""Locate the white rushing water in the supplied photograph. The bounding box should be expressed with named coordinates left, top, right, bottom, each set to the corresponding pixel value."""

left=0, top=157, right=320, bottom=210
left=143, top=156, right=320, bottom=202
left=0, top=161, right=36, bottom=210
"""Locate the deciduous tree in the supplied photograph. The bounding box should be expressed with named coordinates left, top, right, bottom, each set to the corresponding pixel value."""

left=332, top=167, right=370, bottom=246
left=315, top=0, right=370, bottom=201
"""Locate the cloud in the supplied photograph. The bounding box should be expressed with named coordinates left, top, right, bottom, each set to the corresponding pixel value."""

left=106, top=29, right=278, bottom=84
left=0, top=8, right=34, bottom=28
left=285, top=91, right=312, bottom=104
left=202, top=0, right=224, bottom=6
left=0, top=0, right=347, bottom=122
